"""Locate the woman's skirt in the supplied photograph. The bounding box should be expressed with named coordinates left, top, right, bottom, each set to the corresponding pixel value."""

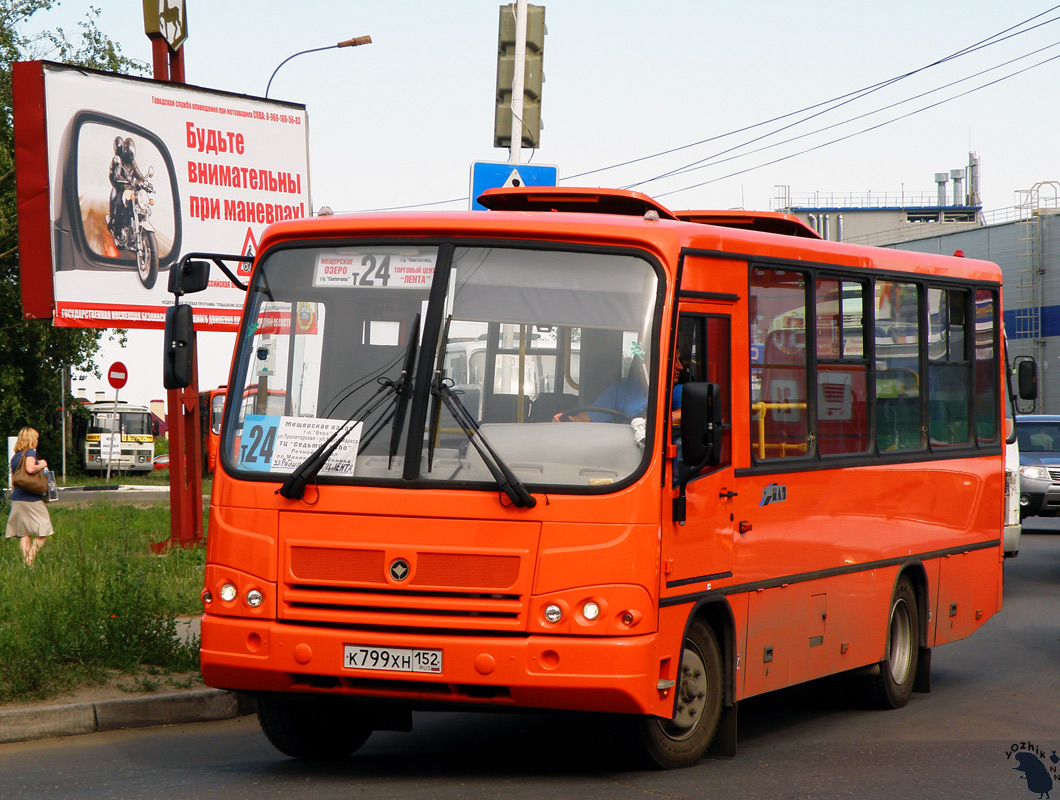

left=5, top=501, right=54, bottom=538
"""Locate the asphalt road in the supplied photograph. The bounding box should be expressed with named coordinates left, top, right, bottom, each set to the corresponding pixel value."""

left=1, top=531, right=1058, bottom=800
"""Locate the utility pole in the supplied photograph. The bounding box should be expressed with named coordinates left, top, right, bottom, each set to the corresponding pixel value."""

left=143, top=0, right=203, bottom=550
left=509, top=0, right=528, bottom=166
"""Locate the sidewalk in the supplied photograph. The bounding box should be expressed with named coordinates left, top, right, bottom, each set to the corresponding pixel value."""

left=0, top=617, right=256, bottom=745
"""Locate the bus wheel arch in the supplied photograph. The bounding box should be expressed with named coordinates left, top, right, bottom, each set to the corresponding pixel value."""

left=900, top=562, right=933, bottom=694
left=629, top=600, right=734, bottom=769
left=871, top=569, right=925, bottom=709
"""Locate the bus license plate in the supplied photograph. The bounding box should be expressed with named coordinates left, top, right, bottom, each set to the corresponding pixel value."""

left=343, top=645, right=442, bottom=674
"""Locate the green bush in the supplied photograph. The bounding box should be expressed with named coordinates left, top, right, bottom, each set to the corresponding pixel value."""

left=0, top=503, right=205, bottom=702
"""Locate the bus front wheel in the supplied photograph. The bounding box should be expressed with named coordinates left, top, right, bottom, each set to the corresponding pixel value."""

left=871, top=575, right=919, bottom=709
left=257, top=693, right=373, bottom=760
left=630, top=617, right=723, bottom=769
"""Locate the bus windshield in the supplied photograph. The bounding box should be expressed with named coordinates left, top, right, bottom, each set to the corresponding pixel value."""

left=88, top=409, right=152, bottom=436
left=224, top=243, right=661, bottom=490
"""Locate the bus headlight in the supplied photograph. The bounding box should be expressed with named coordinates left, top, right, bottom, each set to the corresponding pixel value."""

left=245, top=589, right=264, bottom=608
left=219, top=583, right=238, bottom=602
left=582, top=601, right=601, bottom=621
left=544, top=604, right=563, bottom=624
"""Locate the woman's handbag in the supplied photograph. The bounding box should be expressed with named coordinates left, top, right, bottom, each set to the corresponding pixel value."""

left=12, top=452, right=48, bottom=496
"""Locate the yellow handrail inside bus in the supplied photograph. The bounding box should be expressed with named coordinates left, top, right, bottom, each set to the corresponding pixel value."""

left=751, top=401, right=809, bottom=459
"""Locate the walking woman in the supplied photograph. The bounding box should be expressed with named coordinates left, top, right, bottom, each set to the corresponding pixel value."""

left=6, top=427, right=54, bottom=566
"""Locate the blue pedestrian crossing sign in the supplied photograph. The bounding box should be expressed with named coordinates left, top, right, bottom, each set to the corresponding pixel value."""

left=470, top=161, right=559, bottom=210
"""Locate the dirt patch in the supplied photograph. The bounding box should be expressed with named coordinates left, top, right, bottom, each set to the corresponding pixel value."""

left=3, top=670, right=205, bottom=711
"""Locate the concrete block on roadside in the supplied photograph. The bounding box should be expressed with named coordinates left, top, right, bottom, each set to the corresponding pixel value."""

left=0, top=702, right=97, bottom=744
left=94, top=689, right=238, bottom=731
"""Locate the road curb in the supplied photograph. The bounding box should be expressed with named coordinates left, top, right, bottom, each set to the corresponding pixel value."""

left=0, top=689, right=255, bottom=745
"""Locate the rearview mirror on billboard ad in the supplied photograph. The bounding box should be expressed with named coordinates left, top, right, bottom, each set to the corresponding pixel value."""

left=12, top=61, right=310, bottom=332
left=55, top=111, right=180, bottom=290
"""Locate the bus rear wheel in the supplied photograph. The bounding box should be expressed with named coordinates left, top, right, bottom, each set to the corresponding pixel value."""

left=257, top=693, right=373, bottom=760
left=630, top=618, right=723, bottom=769
left=870, top=575, right=919, bottom=709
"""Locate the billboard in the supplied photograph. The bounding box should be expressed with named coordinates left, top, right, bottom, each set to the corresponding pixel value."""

left=13, top=61, right=311, bottom=331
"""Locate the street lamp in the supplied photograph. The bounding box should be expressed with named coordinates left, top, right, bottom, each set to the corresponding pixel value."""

left=265, top=35, right=372, bottom=98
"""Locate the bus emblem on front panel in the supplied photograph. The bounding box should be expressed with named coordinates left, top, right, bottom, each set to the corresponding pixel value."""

left=390, top=559, right=410, bottom=581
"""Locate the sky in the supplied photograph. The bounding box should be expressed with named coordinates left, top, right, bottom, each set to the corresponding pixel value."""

left=18, top=0, right=1060, bottom=407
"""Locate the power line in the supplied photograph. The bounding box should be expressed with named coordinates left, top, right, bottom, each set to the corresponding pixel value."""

left=635, top=38, right=1060, bottom=191
left=564, top=5, right=1060, bottom=184
left=352, top=196, right=467, bottom=213
left=654, top=48, right=1060, bottom=200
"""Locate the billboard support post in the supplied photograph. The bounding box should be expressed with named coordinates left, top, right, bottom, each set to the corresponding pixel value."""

left=143, top=0, right=187, bottom=83
left=150, top=38, right=185, bottom=82
left=154, top=332, right=203, bottom=553
left=142, top=0, right=203, bottom=549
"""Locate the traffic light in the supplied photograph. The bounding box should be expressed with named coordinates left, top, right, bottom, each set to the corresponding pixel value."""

left=494, top=3, right=545, bottom=149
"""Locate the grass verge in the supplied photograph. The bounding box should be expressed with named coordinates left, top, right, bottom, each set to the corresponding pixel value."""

left=0, top=502, right=205, bottom=703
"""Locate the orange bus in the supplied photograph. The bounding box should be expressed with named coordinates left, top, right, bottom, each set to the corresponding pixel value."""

left=199, top=385, right=226, bottom=474
left=165, top=186, right=1011, bottom=768
left=199, top=385, right=289, bottom=474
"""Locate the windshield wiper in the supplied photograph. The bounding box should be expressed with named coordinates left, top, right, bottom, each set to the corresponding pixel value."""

left=279, top=316, right=420, bottom=499
left=277, top=381, right=395, bottom=499
left=431, top=360, right=536, bottom=508
left=426, top=315, right=452, bottom=472
left=387, top=313, right=420, bottom=469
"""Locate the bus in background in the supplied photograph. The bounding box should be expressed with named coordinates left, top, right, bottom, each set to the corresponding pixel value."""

left=200, top=386, right=226, bottom=474
left=77, top=400, right=154, bottom=474
left=440, top=333, right=580, bottom=424
left=167, top=186, right=1015, bottom=769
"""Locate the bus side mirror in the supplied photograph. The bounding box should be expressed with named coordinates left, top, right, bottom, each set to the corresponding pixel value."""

left=1017, top=358, right=1038, bottom=401
left=168, top=258, right=211, bottom=296
left=681, top=382, right=722, bottom=470
left=163, top=304, right=195, bottom=389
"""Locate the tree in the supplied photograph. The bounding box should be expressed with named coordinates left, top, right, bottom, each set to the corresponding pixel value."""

left=0, top=2, right=144, bottom=465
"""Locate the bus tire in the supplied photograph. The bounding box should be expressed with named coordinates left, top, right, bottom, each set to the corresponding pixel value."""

left=871, top=575, right=918, bottom=709
left=257, top=694, right=373, bottom=760
left=630, top=617, right=723, bottom=769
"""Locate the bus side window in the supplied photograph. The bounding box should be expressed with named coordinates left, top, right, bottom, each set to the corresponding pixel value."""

left=750, top=268, right=810, bottom=460
left=875, top=280, right=924, bottom=452
left=974, top=288, right=999, bottom=445
left=928, top=287, right=972, bottom=448
left=815, top=278, right=869, bottom=456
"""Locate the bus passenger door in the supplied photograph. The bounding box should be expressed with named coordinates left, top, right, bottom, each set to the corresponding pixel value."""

left=663, top=310, right=735, bottom=592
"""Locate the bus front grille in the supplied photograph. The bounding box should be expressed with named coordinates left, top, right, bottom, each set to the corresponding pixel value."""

left=281, top=546, right=527, bottom=630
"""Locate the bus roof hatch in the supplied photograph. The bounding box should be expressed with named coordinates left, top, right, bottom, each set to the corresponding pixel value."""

left=674, top=209, right=821, bottom=239
left=477, top=186, right=679, bottom=220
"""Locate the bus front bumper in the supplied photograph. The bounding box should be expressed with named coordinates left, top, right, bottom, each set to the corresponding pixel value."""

left=200, top=613, right=673, bottom=717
